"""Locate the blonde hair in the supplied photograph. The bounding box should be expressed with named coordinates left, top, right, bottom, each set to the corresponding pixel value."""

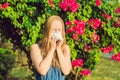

left=39, top=15, right=66, bottom=67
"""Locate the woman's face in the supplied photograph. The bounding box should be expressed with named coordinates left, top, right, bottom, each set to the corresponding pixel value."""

left=51, top=20, right=62, bottom=33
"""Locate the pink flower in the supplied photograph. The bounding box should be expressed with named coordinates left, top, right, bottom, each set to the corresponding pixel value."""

left=73, top=20, right=86, bottom=36
left=73, top=25, right=85, bottom=36
left=72, top=33, right=78, bottom=40
left=101, top=45, right=114, bottom=54
left=68, top=0, right=76, bottom=5
left=111, top=52, right=120, bottom=62
left=92, top=32, right=100, bottom=43
left=115, top=7, right=120, bottom=14
left=80, top=69, right=91, bottom=76
left=0, top=2, right=9, bottom=10
left=74, top=20, right=79, bottom=24
left=49, top=0, right=54, bottom=7
left=114, top=20, right=120, bottom=28
left=101, top=48, right=109, bottom=54
left=59, top=0, right=79, bottom=12
left=49, top=0, right=53, bottom=5
left=102, top=13, right=112, bottom=20
left=65, top=21, right=72, bottom=26
left=107, top=45, right=114, bottom=52
left=88, top=19, right=101, bottom=30
left=72, top=59, right=84, bottom=68
left=105, top=14, right=112, bottom=20
left=118, top=52, right=120, bottom=57
left=66, top=20, right=85, bottom=35
left=59, top=0, right=68, bottom=11
left=111, top=54, right=117, bottom=61
left=84, top=44, right=92, bottom=52
left=69, top=2, right=79, bottom=12
left=96, top=0, right=101, bottom=7
left=66, top=27, right=73, bottom=34
left=0, top=4, right=2, bottom=7
left=102, top=13, right=105, bottom=16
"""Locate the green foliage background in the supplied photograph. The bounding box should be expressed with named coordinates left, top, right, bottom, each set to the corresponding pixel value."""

left=0, top=48, right=15, bottom=80
left=0, top=0, right=120, bottom=79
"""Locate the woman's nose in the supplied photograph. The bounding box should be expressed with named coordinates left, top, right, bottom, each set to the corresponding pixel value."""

left=55, top=29, right=58, bottom=32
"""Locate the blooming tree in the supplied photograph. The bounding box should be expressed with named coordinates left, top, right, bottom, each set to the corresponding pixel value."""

left=0, top=0, right=120, bottom=80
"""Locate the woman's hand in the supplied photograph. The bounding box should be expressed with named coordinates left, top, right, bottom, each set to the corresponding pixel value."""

left=49, top=37, right=57, bottom=52
left=56, top=40, right=63, bottom=50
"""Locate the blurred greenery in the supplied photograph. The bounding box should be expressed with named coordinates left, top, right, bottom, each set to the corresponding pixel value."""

left=86, top=58, right=120, bottom=80
left=0, top=48, right=15, bottom=80
left=9, top=65, right=35, bottom=80
left=108, top=0, right=120, bottom=7
left=0, top=0, right=120, bottom=80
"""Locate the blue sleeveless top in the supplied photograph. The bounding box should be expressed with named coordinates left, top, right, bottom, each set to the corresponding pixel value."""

left=35, top=66, right=65, bottom=80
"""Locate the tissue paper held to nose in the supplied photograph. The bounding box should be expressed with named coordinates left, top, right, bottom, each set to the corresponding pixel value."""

left=51, top=31, right=63, bottom=41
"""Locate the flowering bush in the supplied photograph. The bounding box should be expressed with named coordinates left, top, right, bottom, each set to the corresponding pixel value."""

left=101, top=45, right=114, bottom=54
left=111, top=52, right=120, bottom=62
left=59, top=0, right=79, bottom=12
left=0, top=0, right=120, bottom=80
left=72, top=59, right=84, bottom=68
left=80, top=69, right=91, bottom=76
left=71, top=59, right=91, bottom=80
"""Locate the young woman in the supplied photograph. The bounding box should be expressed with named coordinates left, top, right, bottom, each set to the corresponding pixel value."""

left=30, top=15, right=72, bottom=80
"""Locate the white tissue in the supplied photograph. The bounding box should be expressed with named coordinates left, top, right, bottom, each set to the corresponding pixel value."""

left=51, top=31, right=63, bottom=41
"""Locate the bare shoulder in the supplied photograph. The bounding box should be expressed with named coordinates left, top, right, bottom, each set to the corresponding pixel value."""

left=31, top=44, right=39, bottom=48
left=31, top=44, right=40, bottom=50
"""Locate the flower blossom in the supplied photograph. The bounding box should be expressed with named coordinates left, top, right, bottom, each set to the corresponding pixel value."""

left=66, top=27, right=73, bottom=34
left=92, top=32, right=100, bottom=43
left=114, top=20, right=120, bottom=28
left=84, top=44, right=92, bottom=52
left=96, top=0, right=101, bottom=7
left=49, top=0, right=54, bottom=7
left=65, top=20, right=85, bottom=36
left=65, top=21, right=72, bottom=26
left=49, top=0, right=53, bottom=5
left=105, top=15, right=112, bottom=20
left=73, top=20, right=86, bottom=36
left=88, top=19, right=101, bottom=30
left=102, top=13, right=112, bottom=20
left=80, top=69, right=91, bottom=76
left=72, top=33, right=78, bottom=40
left=115, top=7, right=120, bottom=14
left=59, top=0, right=79, bottom=12
left=101, top=45, right=114, bottom=54
left=111, top=52, right=120, bottom=62
left=59, top=0, right=68, bottom=11
left=0, top=4, right=2, bottom=7
left=72, top=59, right=84, bottom=68
left=0, top=2, right=9, bottom=10
left=69, top=0, right=79, bottom=12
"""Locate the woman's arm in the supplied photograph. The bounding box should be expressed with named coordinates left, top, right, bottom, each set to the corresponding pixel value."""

left=56, top=45, right=72, bottom=75
left=30, top=44, right=55, bottom=75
